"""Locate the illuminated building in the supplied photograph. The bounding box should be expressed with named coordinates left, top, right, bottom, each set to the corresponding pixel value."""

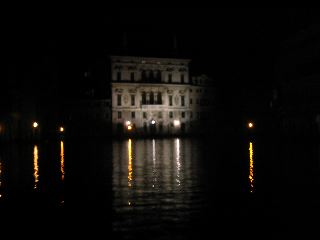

left=111, top=56, right=214, bottom=135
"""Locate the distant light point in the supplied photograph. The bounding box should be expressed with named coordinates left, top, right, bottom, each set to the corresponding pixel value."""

left=33, top=122, right=38, bottom=128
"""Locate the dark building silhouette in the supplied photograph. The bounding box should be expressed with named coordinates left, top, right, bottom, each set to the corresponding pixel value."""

left=272, top=23, right=320, bottom=136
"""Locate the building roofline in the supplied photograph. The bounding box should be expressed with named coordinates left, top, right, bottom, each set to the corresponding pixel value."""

left=110, top=55, right=191, bottom=63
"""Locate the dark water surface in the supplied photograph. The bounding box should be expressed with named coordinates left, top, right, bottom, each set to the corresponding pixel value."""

left=0, top=136, right=319, bottom=238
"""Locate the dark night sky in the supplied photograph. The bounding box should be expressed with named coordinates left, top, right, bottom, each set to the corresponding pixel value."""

left=4, top=8, right=320, bottom=103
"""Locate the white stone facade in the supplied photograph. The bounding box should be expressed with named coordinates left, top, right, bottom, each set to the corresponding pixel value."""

left=111, top=56, right=212, bottom=135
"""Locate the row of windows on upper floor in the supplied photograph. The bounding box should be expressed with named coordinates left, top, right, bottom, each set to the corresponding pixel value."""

left=114, top=71, right=187, bottom=83
left=116, top=93, right=210, bottom=106
left=116, top=93, right=185, bottom=106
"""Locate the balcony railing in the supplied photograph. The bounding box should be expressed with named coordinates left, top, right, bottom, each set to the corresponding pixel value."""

left=141, top=104, right=166, bottom=109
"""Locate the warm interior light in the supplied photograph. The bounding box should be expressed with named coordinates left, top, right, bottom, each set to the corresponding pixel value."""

left=248, top=122, right=253, bottom=128
left=60, top=127, right=64, bottom=132
left=127, top=125, right=132, bottom=130
left=33, top=122, right=38, bottom=128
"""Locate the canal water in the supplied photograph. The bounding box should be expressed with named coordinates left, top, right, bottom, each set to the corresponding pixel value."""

left=0, top=136, right=319, bottom=238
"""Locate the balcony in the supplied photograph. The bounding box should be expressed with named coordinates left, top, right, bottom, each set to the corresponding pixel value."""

left=141, top=104, right=166, bottom=110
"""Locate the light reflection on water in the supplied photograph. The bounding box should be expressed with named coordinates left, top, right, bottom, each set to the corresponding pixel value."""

left=0, top=137, right=284, bottom=237
left=152, top=139, right=156, bottom=188
left=5, top=137, right=320, bottom=237
left=33, top=145, right=39, bottom=189
left=176, top=138, right=181, bottom=186
left=60, top=141, right=65, bottom=182
left=112, top=138, right=206, bottom=233
left=128, top=139, right=133, bottom=188
left=127, top=139, right=133, bottom=206
left=249, top=141, right=254, bottom=193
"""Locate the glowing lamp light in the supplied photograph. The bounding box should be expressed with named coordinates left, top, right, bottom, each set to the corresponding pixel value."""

left=126, top=121, right=131, bottom=126
left=151, top=120, right=156, bottom=125
left=127, top=125, right=132, bottom=130
left=33, top=122, right=38, bottom=128
left=248, top=122, right=254, bottom=128
left=173, top=120, right=180, bottom=127
left=60, top=127, right=64, bottom=132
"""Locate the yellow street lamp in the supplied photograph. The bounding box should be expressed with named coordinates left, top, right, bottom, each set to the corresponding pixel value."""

left=33, top=122, right=38, bottom=128
left=248, top=122, right=254, bottom=128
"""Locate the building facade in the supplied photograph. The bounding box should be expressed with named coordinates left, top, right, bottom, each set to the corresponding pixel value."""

left=111, top=56, right=214, bottom=136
